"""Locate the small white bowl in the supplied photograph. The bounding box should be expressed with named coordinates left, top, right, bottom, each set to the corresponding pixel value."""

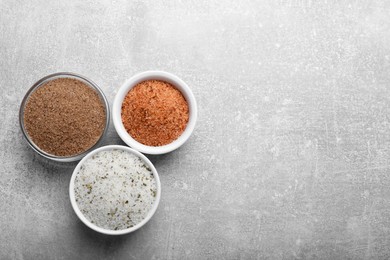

left=113, top=71, right=197, bottom=154
left=69, top=145, right=161, bottom=235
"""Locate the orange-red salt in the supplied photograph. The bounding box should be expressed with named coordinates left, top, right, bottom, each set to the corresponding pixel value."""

left=121, top=80, right=189, bottom=146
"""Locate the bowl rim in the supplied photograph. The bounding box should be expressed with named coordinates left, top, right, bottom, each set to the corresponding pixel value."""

left=19, top=72, right=110, bottom=162
left=112, top=70, right=197, bottom=154
left=69, top=145, right=161, bottom=235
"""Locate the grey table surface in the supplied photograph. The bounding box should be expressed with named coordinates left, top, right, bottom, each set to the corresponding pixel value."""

left=1, top=0, right=390, bottom=259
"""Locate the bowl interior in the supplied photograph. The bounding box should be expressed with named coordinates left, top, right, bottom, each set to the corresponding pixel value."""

left=113, top=71, right=197, bottom=154
left=19, top=72, right=110, bottom=162
left=69, top=145, right=161, bottom=235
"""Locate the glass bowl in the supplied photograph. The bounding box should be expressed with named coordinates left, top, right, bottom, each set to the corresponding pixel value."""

left=19, top=72, right=110, bottom=162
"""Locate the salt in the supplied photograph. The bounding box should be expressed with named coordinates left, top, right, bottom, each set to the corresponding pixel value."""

left=74, top=149, right=157, bottom=230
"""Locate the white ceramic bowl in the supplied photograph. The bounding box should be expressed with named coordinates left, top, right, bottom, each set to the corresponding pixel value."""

left=69, top=145, right=161, bottom=235
left=113, top=71, right=197, bottom=154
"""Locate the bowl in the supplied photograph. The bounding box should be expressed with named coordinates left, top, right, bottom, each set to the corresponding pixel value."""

left=113, top=71, right=197, bottom=154
left=69, top=145, right=161, bottom=235
left=19, top=72, right=110, bottom=162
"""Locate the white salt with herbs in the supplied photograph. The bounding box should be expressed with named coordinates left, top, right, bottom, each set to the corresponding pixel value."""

left=74, top=149, right=157, bottom=230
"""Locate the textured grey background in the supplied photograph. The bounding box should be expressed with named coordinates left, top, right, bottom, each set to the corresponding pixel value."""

left=1, top=0, right=390, bottom=259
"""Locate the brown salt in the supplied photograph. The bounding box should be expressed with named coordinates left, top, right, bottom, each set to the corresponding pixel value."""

left=23, top=78, right=106, bottom=157
left=121, top=80, right=189, bottom=146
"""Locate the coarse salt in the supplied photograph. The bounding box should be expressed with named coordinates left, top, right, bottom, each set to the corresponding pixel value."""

left=74, top=149, right=157, bottom=230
